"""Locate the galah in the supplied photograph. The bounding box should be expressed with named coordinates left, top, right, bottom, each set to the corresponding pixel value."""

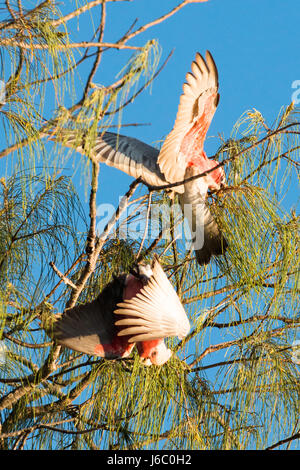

left=45, top=51, right=227, bottom=265
left=52, top=257, right=190, bottom=366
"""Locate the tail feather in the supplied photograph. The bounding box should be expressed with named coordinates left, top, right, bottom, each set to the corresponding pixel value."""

left=195, top=206, right=227, bottom=265
left=179, top=186, right=227, bottom=266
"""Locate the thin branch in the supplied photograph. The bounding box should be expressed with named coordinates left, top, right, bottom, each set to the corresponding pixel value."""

left=0, top=418, right=76, bottom=439
left=43, top=253, right=85, bottom=302
left=82, top=1, right=107, bottom=101
left=189, top=325, right=260, bottom=368
left=265, top=431, right=300, bottom=450
left=105, top=49, right=174, bottom=116
left=2, top=332, right=52, bottom=349
left=49, top=261, right=77, bottom=289
left=0, top=38, right=143, bottom=50
left=51, top=0, right=128, bottom=28
left=135, top=227, right=165, bottom=263
left=121, top=0, right=208, bottom=43
left=86, top=162, right=100, bottom=258
left=5, top=0, right=18, bottom=20
left=135, top=192, right=152, bottom=261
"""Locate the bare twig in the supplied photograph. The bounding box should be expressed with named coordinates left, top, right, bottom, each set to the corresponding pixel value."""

left=265, top=431, right=300, bottom=450
left=51, top=0, right=127, bottom=28
left=82, top=1, right=107, bottom=101
left=121, top=0, right=208, bottom=43
left=135, top=191, right=152, bottom=261
left=86, top=162, right=100, bottom=258
left=105, top=49, right=174, bottom=115
left=0, top=38, right=143, bottom=50
left=49, top=261, right=77, bottom=289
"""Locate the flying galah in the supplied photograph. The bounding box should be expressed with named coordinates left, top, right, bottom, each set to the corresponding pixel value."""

left=52, top=257, right=190, bottom=366
left=45, top=51, right=227, bottom=265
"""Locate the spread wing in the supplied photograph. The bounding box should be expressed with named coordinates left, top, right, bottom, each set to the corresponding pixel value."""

left=158, top=51, right=219, bottom=184
left=114, top=258, right=190, bottom=342
left=44, top=129, right=171, bottom=190
left=53, top=298, right=116, bottom=356
left=52, top=276, right=134, bottom=358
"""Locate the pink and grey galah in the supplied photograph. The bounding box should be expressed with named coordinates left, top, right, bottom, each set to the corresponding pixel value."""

left=45, top=51, right=227, bottom=265
left=52, top=257, right=190, bottom=366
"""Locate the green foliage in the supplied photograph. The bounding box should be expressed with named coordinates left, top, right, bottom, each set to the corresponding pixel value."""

left=0, top=0, right=299, bottom=452
left=0, top=1, right=75, bottom=148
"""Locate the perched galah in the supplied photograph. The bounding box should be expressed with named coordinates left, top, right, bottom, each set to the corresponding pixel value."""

left=52, top=258, right=190, bottom=366
left=45, top=51, right=227, bottom=265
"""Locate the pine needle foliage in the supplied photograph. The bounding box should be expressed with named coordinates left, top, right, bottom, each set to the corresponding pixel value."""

left=0, top=0, right=299, bottom=451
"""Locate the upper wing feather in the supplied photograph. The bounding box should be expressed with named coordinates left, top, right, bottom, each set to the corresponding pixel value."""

left=52, top=276, right=128, bottom=357
left=157, top=51, right=220, bottom=183
left=114, top=258, right=190, bottom=342
left=44, top=129, right=173, bottom=190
